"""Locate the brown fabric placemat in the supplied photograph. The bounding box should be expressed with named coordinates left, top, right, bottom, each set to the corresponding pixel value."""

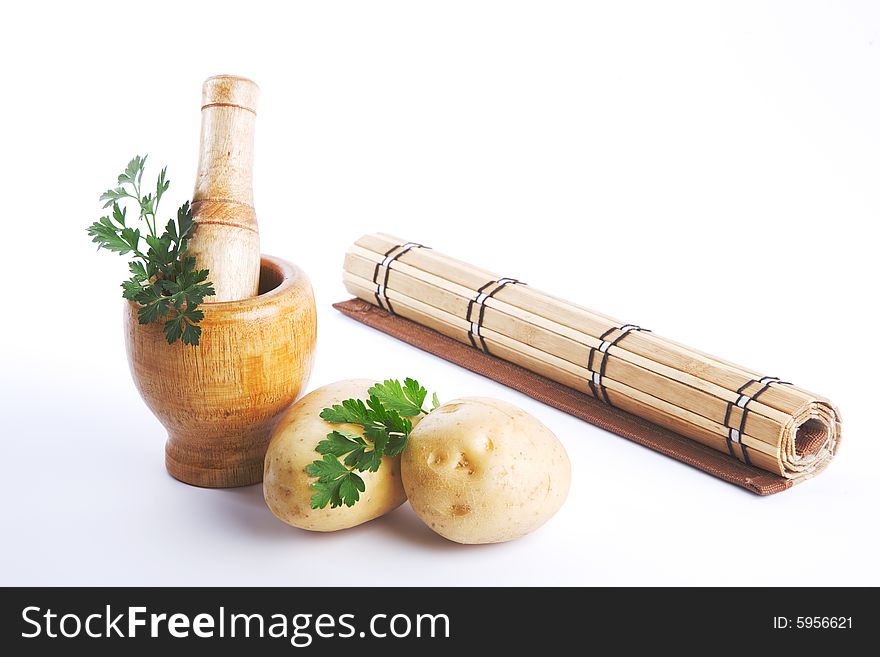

left=334, top=298, right=792, bottom=496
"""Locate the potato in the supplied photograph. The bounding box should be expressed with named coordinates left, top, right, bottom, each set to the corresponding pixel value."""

left=263, top=379, right=406, bottom=531
left=401, top=397, right=570, bottom=544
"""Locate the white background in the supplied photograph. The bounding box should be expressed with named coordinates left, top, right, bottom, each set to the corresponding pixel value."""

left=1, top=1, right=878, bottom=586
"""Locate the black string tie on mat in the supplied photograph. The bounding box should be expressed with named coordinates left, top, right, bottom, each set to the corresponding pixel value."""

left=586, top=324, right=650, bottom=407
left=372, top=241, right=429, bottom=314
left=466, top=278, right=523, bottom=354
left=722, top=376, right=791, bottom=465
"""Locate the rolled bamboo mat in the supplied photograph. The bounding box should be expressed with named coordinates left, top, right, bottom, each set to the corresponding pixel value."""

left=341, top=233, right=841, bottom=489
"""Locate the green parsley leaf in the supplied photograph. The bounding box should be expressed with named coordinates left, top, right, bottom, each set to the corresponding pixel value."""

left=306, top=455, right=366, bottom=508
left=121, top=277, right=145, bottom=300
left=369, top=378, right=429, bottom=416
left=383, top=429, right=410, bottom=457
left=177, top=201, right=194, bottom=239
left=308, top=482, right=335, bottom=510
left=156, top=166, right=169, bottom=204
left=338, top=474, right=366, bottom=506
left=100, top=187, right=128, bottom=209
left=307, top=379, right=439, bottom=509
left=179, top=319, right=202, bottom=347
left=316, top=430, right=367, bottom=457
left=112, top=203, right=127, bottom=226
left=118, top=155, right=146, bottom=186
left=129, top=261, right=148, bottom=280
left=320, top=398, right=371, bottom=425
left=89, top=157, right=213, bottom=345
left=363, top=424, right=390, bottom=456
left=307, top=453, right=350, bottom=481
left=343, top=445, right=382, bottom=473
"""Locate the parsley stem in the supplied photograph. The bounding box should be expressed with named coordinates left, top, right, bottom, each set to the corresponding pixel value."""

left=90, top=157, right=213, bottom=346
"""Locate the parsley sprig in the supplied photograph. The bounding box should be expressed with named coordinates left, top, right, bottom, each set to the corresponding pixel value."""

left=87, top=155, right=215, bottom=345
left=306, top=378, right=441, bottom=509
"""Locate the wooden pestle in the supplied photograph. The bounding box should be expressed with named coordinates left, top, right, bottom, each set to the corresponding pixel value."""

left=187, top=75, right=262, bottom=302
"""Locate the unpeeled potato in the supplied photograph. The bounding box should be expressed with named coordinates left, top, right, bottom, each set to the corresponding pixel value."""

left=401, top=397, right=570, bottom=544
left=263, top=379, right=407, bottom=531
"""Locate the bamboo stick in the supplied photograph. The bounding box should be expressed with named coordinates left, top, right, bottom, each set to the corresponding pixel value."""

left=357, top=233, right=824, bottom=412
left=343, top=274, right=784, bottom=472
left=343, top=234, right=842, bottom=481
left=344, top=269, right=782, bottom=453
left=345, top=249, right=794, bottom=433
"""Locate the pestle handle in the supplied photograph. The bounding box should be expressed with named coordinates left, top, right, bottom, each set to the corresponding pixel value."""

left=187, top=75, right=262, bottom=302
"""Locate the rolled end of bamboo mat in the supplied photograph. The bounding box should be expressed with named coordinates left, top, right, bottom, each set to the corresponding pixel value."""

left=341, top=232, right=843, bottom=488
left=781, top=402, right=841, bottom=480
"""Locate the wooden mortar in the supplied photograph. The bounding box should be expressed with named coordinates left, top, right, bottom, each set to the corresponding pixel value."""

left=188, top=75, right=262, bottom=302
left=125, top=255, right=317, bottom=488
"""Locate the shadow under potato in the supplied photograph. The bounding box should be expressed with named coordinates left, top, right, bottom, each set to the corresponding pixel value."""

left=212, top=485, right=469, bottom=549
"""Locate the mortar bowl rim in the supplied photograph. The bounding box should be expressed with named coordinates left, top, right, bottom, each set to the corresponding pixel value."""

left=203, top=253, right=299, bottom=308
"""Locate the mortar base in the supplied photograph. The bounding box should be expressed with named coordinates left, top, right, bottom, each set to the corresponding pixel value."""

left=165, top=433, right=267, bottom=488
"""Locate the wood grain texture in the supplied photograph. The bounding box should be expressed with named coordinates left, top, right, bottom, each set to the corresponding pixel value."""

left=125, top=255, right=317, bottom=488
left=188, top=75, right=261, bottom=302
left=344, top=233, right=842, bottom=483
left=334, top=298, right=792, bottom=495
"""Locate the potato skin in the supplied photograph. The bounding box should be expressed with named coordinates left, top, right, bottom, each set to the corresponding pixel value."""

left=263, top=379, right=406, bottom=531
left=401, top=397, right=570, bottom=544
